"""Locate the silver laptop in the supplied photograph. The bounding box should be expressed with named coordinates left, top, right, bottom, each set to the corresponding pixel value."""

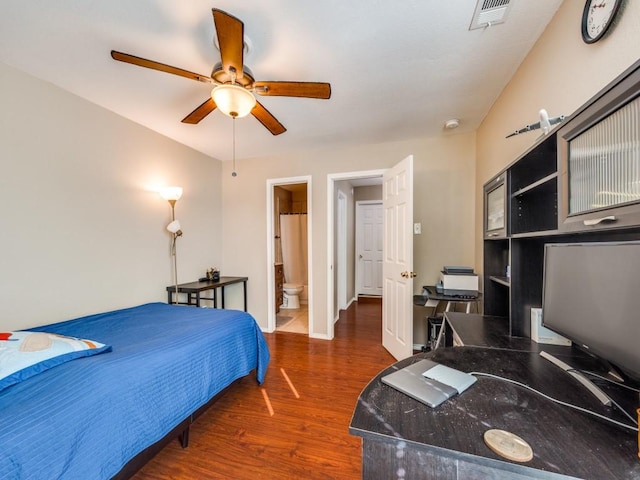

left=381, top=359, right=475, bottom=408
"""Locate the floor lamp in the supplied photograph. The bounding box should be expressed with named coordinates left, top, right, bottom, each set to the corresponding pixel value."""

left=159, top=186, right=183, bottom=304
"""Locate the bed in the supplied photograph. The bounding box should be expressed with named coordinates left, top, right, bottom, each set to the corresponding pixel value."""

left=0, top=302, right=270, bottom=479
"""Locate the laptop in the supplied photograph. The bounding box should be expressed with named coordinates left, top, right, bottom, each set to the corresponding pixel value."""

left=381, top=359, right=476, bottom=408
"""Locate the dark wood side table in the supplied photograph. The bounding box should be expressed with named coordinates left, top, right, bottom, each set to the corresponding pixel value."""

left=166, top=277, right=248, bottom=311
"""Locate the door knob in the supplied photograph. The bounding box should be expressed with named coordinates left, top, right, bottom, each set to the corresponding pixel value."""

left=359, top=254, right=363, bottom=259
left=401, top=271, right=417, bottom=278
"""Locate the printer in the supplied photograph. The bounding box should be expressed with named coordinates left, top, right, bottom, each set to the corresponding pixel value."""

left=437, top=266, right=479, bottom=297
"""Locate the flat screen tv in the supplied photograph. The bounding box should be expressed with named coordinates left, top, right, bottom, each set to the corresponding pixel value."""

left=542, top=241, right=640, bottom=382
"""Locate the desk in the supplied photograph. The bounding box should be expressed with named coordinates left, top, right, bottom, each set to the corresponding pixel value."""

left=350, top=315, right=640, bottom=480
left=414, top=290, right=483, bottom=350
left=420, top=285, right=482, bottom=313
left=166, top=277, right=248, bottom=311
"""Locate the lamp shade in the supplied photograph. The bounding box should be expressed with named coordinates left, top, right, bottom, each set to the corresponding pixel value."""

left=159, top=186, right=183, bottom=202
left=212, top=84, right=257, bottom=118
left=167, top=220, right=182, bottom=235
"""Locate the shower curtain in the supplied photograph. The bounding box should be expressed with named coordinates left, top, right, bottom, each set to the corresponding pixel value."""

left=279, top=214, right=308, bottom=285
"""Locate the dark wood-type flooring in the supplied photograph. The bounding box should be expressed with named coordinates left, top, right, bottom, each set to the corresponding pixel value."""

left=132, top=298, right=394, bottom=479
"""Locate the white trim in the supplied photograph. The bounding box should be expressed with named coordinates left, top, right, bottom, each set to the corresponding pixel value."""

left=327, top=169, right=386, bottom=340
left=333, top=296, right=357, bottom=324
left=266, top=176, right=313, bottom=336
left=337, top=191, right=348, bottom=310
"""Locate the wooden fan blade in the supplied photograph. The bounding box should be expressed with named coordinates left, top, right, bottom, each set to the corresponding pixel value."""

left=110, top=51, right=211, bottom=83
left=212, top=9, right=244, bottom=79
left=252, top=101, right=286, bottom=136
left=254, top=81, right=331, bottom=99
left=181, top=98, right=217, bottom=124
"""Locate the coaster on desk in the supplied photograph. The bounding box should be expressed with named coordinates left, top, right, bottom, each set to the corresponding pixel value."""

left=483, top=429, right=533, bottom=462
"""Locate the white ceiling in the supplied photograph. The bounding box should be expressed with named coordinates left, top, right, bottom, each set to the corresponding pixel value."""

left=0, top=1, right=562, bottom=162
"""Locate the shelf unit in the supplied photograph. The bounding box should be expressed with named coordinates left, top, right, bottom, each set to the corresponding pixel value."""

left=509, top=134, right=558, bottom=236
left=482, top=238, right=509, bottom=320
left=482, top=58, right=640, bottom=338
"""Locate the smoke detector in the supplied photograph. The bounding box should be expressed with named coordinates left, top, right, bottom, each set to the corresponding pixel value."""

left=444, top=119, right=460, bottom=130
left=469, top=0, right=513, bottom=30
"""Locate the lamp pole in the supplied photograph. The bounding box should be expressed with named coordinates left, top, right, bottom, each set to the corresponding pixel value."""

left=169, top=200, right=179, bottom=305
left=160, top=186, right=183, bottom=305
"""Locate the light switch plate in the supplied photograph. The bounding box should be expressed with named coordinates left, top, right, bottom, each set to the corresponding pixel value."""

left=414, top=223, right=422, bottom=234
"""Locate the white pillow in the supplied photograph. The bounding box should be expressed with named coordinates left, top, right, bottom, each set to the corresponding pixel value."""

left=0, top=331, right=111, bottom=392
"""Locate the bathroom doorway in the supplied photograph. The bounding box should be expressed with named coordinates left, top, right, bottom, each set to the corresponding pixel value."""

left=266, top=177, right=312, bottom=335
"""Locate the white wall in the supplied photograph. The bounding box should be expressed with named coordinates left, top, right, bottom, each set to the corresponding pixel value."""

left=220, top=132, right=476, bottom=341
left=0, top=62, right=223, bottom=330
left=354, top=185, right=382, bottom=202
left=475, top=1, right=640, bottom=271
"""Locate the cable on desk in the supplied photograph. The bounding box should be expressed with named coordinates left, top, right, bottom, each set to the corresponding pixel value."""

left=567, top=369, right=639, bottom=426
left=469, top=371, right=639, bottom=432
left=576, top=369, right=640, bottom=393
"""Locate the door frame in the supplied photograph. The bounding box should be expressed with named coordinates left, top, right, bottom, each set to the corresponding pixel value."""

left=337, top=191, right=348, bottom=311
left=266, top=176, right=312, bottom=335
left=326, top=169, right=386, bottom=339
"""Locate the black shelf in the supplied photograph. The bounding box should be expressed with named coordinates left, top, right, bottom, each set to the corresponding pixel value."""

left=511, top=229, right=559, bottom=239
left=489, top=275, right=510, bottom=287
left=510, top=177, right=558, bottom=235
left=508, top=134, right=557, bottom=193
left=511, top=172, right=557, bottom=197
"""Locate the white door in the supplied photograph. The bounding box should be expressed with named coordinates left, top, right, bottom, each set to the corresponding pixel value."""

left=356, top=202, right=383, bottom=296
left=382, top=155, right=414, bottom=360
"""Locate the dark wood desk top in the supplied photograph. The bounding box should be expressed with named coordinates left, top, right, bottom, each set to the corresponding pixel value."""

left=350, top=345, right=640, bottom=479
left=441, top=312, right=574, bottom=355
left=166, top=277, right=248, bottom=292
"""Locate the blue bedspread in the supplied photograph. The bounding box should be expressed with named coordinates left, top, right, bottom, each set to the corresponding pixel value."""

left=0, top=303, right=270, bottom=479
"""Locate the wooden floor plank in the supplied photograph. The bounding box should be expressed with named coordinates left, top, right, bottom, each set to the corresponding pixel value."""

left=132, top=299, right=393, bottom=480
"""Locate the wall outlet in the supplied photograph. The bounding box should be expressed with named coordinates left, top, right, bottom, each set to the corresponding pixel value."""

left=414, top=223, right=422, bottom=234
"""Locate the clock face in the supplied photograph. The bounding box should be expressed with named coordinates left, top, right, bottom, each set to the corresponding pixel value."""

left=582, top=0, right=621, bottom=43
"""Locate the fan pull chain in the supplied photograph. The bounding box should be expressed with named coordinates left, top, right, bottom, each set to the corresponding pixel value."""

left=231, top=117, right=238, bottom=177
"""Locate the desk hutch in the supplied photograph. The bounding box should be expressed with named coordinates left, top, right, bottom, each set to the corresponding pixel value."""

left=483, top=58, right=640, bottom=338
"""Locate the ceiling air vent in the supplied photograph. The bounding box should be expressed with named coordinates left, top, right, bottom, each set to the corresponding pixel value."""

left=469, top=0, right=513, bottom=30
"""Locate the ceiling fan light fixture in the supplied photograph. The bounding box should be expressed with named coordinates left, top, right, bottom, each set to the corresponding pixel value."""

left=212, top=84, right=256, bottom=118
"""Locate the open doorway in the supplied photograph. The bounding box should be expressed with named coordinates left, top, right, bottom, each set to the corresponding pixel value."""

left=327, top=170, right=385, bottom=338
left=266, top=176, right=312, bottom=336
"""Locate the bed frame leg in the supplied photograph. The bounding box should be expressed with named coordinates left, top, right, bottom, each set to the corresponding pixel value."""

left=179, top=426, right=190, bottom=448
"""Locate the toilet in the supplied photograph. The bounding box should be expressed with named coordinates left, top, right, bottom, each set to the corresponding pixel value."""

left=282, top=283, right=304, bottom=309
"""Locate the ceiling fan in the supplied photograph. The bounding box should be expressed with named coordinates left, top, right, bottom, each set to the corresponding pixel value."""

left=111, top=8, right=331, bottom=135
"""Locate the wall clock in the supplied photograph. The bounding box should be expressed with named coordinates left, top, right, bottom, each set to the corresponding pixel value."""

left=581, top=0, right=622, bottom=44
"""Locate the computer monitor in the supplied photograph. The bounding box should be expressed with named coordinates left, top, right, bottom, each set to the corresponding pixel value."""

left=542, top=241, right=640, bottom=382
